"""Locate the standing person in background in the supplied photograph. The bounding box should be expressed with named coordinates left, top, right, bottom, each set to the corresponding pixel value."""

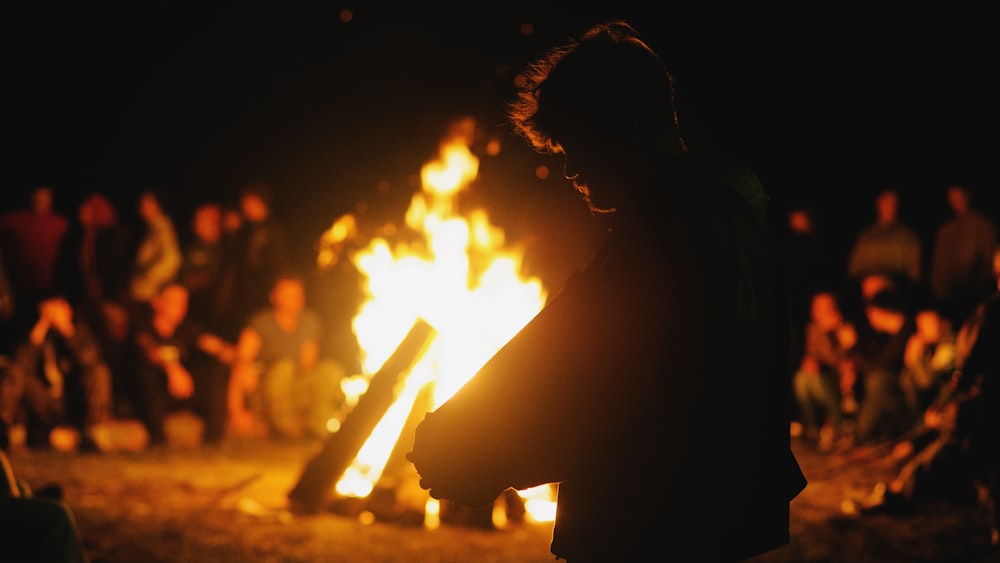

left=0, top=186, right=70, bottom=333
left=407, top=20, right=805, bottom=562
left=129, top=189, right=182, bottom=307
left=216, top=180, right=290, bottom=341
left=54, top=192, right=135, bottom=417
left=178, top=202, right=229, bottom=334
left=929, top=184, right=997, bottom=328
left=846, top=188, right=922, bottom=303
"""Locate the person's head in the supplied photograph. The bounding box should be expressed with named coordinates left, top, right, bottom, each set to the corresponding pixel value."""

left=865, top=289, right=907, bottom=334
left=240, top=181, right=273, bottom=222
left=945, top=184, right=970, bottom=215
left=914, top=309, right=944, bottom=342
left=137, top=190, right=164, bottom=222
left=191, top=203, right=222, bottom=243
left=860, top=273, right=894, bottom=304
left=152, top=283, right=190, bottom=327
left=269, top=272, right=306, bottom=315
left=39, top=296, right=73, bottom=330
left=508, top=20, right=685, bottom=214
left=30, top=186, right=54, bottom=215
left=79, top=192, right=117, bottom=230
left=809, top=291, right=843, bottom=331
left=874, top=189, right=899, bottom=224
left=787, top=208, right=813, bottom=235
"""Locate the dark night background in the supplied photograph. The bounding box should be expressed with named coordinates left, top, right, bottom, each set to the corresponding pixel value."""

left=4, top=2, right=997, bottom=282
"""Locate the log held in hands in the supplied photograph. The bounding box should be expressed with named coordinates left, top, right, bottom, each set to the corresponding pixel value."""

left=288, top=318, right=437, bottom=514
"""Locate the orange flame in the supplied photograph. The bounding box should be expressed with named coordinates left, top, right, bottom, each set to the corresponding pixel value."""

left=325, top=118, right=556, bottom=525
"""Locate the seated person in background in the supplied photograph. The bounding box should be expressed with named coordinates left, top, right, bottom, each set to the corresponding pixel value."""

left=0, top=295, right=112, bottom=450
left=228, top=271, right=344, bottom=441
left=849, top=288, right=915, bottom=445
left=792, top=290, right=856, bottom=452
left=132, top=283, right=234, bottom=446
left=900, top=306, right=956, bottom=428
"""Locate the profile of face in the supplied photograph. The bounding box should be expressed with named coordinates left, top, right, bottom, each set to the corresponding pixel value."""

left=556, top=126, right=627, bottom=214
left=154, top=285, right=190, bottom=326
left=270, top=278, right=305, bottom=315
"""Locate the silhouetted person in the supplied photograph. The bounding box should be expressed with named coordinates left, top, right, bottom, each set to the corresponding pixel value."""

left=407, top=21, right=805, bottom=562
left=0, top=446, right=90, bottom=562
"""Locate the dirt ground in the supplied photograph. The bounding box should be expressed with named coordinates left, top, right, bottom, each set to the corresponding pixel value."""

left=6, top=433, right=1000, bottom=563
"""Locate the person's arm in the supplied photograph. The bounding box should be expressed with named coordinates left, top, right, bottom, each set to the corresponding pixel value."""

left=197, top=333, right=236, bottom=366
left=139, top=220, right=183, bottom=293
left=228, top=326, right=263, bottom=429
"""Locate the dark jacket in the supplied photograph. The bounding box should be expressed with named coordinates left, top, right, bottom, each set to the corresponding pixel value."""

left=410, top=157, right=806, bottom=561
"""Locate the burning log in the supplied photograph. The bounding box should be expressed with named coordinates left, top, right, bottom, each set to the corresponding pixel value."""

left=288, top=318, right=436, bottom=514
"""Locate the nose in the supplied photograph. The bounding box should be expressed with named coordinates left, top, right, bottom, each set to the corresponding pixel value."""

left=562, top=157, right=580, bottom=180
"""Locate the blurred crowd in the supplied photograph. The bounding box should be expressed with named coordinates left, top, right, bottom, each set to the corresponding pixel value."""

left=783, top=185, right=998, bottom=541
left=0, top=182, right=363, bottom=453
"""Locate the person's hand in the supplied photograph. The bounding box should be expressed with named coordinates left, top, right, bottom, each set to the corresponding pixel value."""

left=228, top=407, right=260, bottom=437
left=837, top=324, right=857, bottom=349
left=406, top=413, right=508, bottom=508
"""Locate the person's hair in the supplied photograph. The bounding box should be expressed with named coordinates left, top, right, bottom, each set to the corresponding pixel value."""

left=507, top=20, right=683, bottom=154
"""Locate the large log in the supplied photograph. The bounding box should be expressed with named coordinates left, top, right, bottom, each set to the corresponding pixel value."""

left=288, top=318, right=436, bottom=513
